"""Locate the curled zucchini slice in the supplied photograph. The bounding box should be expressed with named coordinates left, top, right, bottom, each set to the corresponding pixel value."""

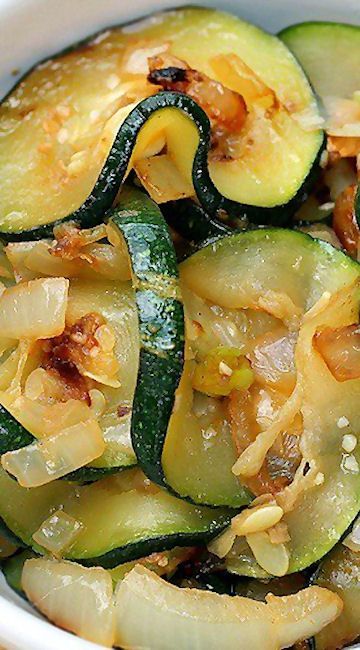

left=0, top=7, right=323, bottom=238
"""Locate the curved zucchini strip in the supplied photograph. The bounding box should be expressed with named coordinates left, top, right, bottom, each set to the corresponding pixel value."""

left=110, top=188, right=250, bottom=508
left=180, top=228, right=360, bottom=571
left=312, top=543, right=360, bottom=650
left=0, top=466, right=230, bottom=569
left=108, top=188, right=185, bottom=488
left=0, top=7, right=323, bottom=238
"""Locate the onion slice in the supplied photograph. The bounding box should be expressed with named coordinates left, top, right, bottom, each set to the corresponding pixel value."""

left=114, top=565, right=342, bottom=650
left=22, top=558, right=115, bottom=647
left=0, top=277, right=68, bottom=339
left=1, top=419, right=104, bottom=487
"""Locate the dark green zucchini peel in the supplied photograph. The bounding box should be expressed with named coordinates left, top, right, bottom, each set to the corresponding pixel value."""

left=108, top=187, right=185, bottom=488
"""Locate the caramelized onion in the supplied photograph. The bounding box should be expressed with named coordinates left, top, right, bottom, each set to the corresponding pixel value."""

left=314, top=323, right=360, bottom=381
left=332, top=184, right=359, bottom=256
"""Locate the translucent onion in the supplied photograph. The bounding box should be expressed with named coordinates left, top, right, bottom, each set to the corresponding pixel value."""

left=314, top=324, right=360, bottom=381
left=114, top=565, right=342, bottom=650
left=248, top=329, right=297, bottom=394
left=1, top=419, right=105, bottom=487
left=323, top=95, right=360, bottom=136
left=0, top=394, right=93, bottom=440
left=134, top=154, right=194, bottom=203
left=22, top=558, right=115, bottom=647
left=246, top=530, right=290, bottom=577
left=32, top=510, right=83, bottom=557
left=0, top=277, right=68, bottom=339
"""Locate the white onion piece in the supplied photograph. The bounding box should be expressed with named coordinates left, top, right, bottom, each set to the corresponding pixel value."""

left=22, top=558, right=115, bottom=647
left=114, top=565, right=342, bottom=650
left=1, top=419, right=104, bottom=487
left=0, top=277, right=68, bottom=339
left=32, top=510, right=83, bottom=557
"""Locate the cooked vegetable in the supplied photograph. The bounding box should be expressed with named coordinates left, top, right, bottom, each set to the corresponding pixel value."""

left=180, top=228, right=360, bottom=572
left=0, top=8, right=359, bottom=649
left=313, top=543, right=360, bottom=650
left=280, top=22, right=360, bottom=102
left=0, top=278, right=68, bottom=339
left=0, top=533, right=18, bottom=559
left=0, top=271, right=140, bottom=478
left=0, top=403, right=33, bottom=454
left=108, top=188, right=185, bottom=489
left=0, top=7, right=323, bottom=238
left=2, top=419, right=105, bottom=487
left=162, top=200, right=232, bottom=248
left=0, top=466, right=230, bottom=567
left=114, top=565, right=342, bottom=650
left=22, top=559, right=115, bottom=647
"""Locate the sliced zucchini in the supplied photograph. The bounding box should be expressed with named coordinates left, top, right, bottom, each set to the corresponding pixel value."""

left=108, top=188, right=185, bottom=485
left=313, top=544, right=360, bottom=650
left=110, top=188, right=250, bottom=508
left=0, top=466, right=230, bottom=568
left=0, top=7, right=323, bottom=237
left=180, top=228, right=360, bottom=572
left=280, top=22, right=360, bottom=100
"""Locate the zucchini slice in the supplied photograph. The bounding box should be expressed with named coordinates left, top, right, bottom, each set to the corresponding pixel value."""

left=0, top=466, right=230, bottom=568
left=280, top=22, right=360, bottom=100
left=312, top=543, right=360, bottom=650
left=0, top=7, right=323, bottom=237
left=110, top=188, right=249, bottom=508
left=108, top=187, right=185, bottom=486
left=179, top=228, right=360, bottom=572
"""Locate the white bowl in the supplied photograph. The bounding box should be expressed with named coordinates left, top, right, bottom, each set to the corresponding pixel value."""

left=0, top=0, right=359, bottom=648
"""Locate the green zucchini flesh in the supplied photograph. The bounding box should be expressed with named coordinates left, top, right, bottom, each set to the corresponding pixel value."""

left=108, top=188, right=185, bottom=485
left=313, top=544, right=360, bottom=650
left=179, top=228, right=360, bottom=572
left=0, top=466, right=230, bottom=569
left=110, top=188, right=250, bottom=508
left=280, top=22, right=360, bottom=100
left=0, top=7, right=322, bottom=236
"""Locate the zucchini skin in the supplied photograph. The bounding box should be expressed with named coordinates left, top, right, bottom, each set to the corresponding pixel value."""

left=2, top=90, right=325, bottom=241
left=109, top=188, right=185, bottom=489
left=78, top=523, right=228, bottom=570
left=0, top=516, right=230, bottom=571
left=0, top=404, right=33, bottom=454
left=162, top=199, right=233, bottom=248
